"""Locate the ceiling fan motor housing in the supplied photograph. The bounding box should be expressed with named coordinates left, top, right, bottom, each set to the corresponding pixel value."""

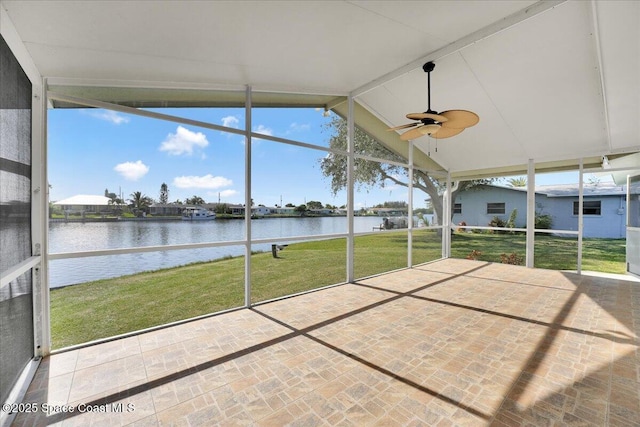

left=422, top=62, right=435, bottom=73
left=421, top=116, right=438, bottom=125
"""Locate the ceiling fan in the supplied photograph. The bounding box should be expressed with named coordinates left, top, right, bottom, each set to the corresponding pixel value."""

left=388, top=62, right=479, bottom=141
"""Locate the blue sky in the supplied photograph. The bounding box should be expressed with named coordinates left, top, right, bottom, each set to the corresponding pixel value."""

left=49, top=107, right=354, bottom=207
left=48, top=107, right=604, bottom=209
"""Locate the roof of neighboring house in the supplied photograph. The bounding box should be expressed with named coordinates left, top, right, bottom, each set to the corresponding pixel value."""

left=458, top=182, right=634, bottom=198
left=53, top=195, right=111, bottom=206
left=537, top=182, right=629, bottom=197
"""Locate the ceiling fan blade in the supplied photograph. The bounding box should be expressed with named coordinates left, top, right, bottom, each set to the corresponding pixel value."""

left=387, top=122, right=419, bottom=131
left=440, top=110, right=479, bottom=129
left=406, top=112, right=448, bottom=122
left=400, top=125, right=426, bottom=141
left=432, top=126, right=464, bottom=139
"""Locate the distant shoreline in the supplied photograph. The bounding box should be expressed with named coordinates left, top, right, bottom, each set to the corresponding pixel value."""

left=48, top=213, right=358, bottom=223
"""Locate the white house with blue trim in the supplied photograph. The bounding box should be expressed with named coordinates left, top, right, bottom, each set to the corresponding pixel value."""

left=452, top=182, right=635, bottom=238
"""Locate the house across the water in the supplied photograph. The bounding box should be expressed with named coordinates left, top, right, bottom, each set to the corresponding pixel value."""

left=52, top=194, right=112, bottom=214
left=452, top=182, right=636, bottom=238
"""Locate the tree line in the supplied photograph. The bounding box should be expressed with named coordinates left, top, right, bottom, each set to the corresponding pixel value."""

left=102, top=185, right=351, bottom=216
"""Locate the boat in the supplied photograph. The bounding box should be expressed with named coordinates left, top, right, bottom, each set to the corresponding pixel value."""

left=181, top=206, right=216, bottom=220
left=382, top=216, right=408, bottom=229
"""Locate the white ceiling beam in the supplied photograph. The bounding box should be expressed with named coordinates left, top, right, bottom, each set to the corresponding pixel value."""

left=0, top=2, right=41, bottom=84
left=350, top=0, right=567, bottom=98
left=589, top=0, right=612, bottom=153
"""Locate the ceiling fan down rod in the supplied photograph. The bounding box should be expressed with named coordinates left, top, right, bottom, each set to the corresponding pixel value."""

left=423, top=62, right=435, bottom=113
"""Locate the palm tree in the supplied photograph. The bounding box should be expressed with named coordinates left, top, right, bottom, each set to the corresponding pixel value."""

left=108, top=196, right=126, bottom=215
left=507, top=176, right=527, bottom=187
left=185, top=195, right=205, bottom=205
left=129, top=191, right=153, bottom=214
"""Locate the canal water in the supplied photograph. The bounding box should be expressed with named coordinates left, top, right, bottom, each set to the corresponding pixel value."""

left=49, top=216, right=395, bottom=287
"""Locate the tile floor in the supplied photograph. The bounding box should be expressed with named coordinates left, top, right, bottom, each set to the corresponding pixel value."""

left=11, top=259, right=640, bottom=426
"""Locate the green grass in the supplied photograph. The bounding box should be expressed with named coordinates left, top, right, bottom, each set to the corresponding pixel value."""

left=50, top=232, right=626, bottom=348
left=449, top=232, right=626, bottom=273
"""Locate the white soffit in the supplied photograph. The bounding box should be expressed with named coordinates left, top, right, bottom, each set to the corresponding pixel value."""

left=459, top=1, right=607, bottom=161
left=365, top=1, right=614, bottom=175
left=45, top=85, right=344, bottom=110
left=0, top=0, right=546, bottom=95
left=595, top=1, right=640, bottom=151
left=349, top=1, right=536, bottom=44
left=0, top=0, right=530, bottom=94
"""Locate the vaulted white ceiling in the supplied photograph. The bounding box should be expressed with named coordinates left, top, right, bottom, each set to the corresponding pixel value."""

left=2, top=0, right=638, bottom=178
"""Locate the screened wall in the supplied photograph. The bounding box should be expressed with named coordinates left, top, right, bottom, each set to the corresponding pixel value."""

left=0, top=34, right=34, bottom=405
left=42, top=93, right=445, bottom=348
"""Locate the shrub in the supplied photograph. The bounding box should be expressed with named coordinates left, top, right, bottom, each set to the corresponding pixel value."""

left=507, top=209, right=517, bottom=231
left=489, top=216, right=506, bottom=233
left=535, top=213, right=552, bottom=230
left=500, top=252, right=524, bottom=265
left=466, top=250, right=482, bottom=260
left=489, top=216, right=506, bottom=227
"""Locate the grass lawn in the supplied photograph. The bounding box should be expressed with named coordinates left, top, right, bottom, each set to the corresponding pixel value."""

left=50, top=232, right=626, bottom=348
left=449, top=232, right=626, bottom=273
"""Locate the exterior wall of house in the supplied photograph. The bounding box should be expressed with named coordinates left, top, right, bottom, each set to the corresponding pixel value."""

left=274, top=208, right=296, bottom=215
left=309, top=209, right=334, bottom=215
left=252, top=206, right=272, bottom=216
left=58, top=204, right=110, bottom=213
left=542, top=196, right=626, bottom=238
left=452, top=186, right=536, bottom=228
left=149, top=204, right=184, bottom=215
left=452, top=185, right=627, bottom=238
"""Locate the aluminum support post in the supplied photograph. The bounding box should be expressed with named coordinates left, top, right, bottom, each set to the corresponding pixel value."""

left=407, top=141, right=414, bottom=268
left=578, top=159, right=584, bottom=274
left=346, top=96, right=355, bottom=282
left=33, top=79, right=50, bottom=356
left=443, top=173, right=452, bottom=259
left=244, top=86, right=252, bottom=306
left=526, top=159, right=535, bottom=268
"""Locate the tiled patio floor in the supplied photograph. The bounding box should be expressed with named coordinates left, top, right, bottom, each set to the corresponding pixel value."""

left=12, top=259, right=640, bottom=426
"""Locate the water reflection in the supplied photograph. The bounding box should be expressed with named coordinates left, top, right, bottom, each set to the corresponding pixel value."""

left=48, top=217, right=385, bottom=287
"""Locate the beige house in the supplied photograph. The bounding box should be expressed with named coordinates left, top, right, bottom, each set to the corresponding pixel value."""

left=52, top=194, right=112, bottom=214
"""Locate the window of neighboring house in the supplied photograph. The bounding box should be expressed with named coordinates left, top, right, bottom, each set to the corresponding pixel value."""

left=487, top=202, right=505, bottom=214
left=573, top=200, right=601, bottom=215
left=453, top=203, right=462, bottom=214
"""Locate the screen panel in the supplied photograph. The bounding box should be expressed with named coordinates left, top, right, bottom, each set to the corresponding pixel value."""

left=0, top=34, right=34, bottom=404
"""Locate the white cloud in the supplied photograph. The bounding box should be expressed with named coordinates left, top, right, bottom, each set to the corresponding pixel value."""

left=254, top=125, right=273, bottom=137
left=219, top=189, right=238, bottom=198
left=114, top=160, right=149, bottom=181
left=221, top=115, right=240, bottom=129
left=86, top=110, right=130, bottom=125
left=173, top=174, right=233, bottom=189
left=159, top=126, right=209, bottom=156
left=287, top=122, right=311, bottom=134
left=248, top=124, right=274, bottom=145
